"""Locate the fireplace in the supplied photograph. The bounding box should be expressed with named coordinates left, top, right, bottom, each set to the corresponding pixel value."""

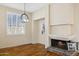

left=51, top=39, right=70, bottom=50
left=47, top=38, right=77, bottom=56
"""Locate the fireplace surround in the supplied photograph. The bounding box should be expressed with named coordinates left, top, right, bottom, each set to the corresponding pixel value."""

left=47, top=38, right=78, bottom=56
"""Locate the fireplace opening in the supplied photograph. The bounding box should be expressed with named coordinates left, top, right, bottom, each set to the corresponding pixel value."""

left=51, top=39, right=70, bottom=50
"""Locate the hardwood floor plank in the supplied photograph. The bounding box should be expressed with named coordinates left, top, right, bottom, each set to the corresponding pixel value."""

left=0, top=43, right=62, bottom=56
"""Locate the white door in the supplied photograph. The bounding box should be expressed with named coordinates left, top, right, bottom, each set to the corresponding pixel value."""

left=33, top=18, right=45, bottom=44
left=38, top=18, right=45, bottom=44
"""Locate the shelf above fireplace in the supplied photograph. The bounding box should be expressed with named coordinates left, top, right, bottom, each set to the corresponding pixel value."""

left=49, top=34, right=75, bottom=41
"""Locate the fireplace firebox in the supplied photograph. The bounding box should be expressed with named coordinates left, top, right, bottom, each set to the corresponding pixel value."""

left=51, top=39, right=70, bottom=50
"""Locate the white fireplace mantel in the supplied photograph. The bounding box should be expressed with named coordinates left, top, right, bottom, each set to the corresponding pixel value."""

left=49, top=34, right=75, bottom=41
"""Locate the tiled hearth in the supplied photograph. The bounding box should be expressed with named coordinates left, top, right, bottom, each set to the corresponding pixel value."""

left=47, top=46, right=77, bottom=56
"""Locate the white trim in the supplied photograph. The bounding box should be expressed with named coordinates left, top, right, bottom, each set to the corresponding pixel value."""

left=6, top=12, right=25, bottom=35
left=49, top=34, right=75, bottom=41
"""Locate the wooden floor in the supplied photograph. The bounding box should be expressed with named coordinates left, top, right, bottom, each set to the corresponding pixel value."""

left=0, top=43, right=63, bottom=56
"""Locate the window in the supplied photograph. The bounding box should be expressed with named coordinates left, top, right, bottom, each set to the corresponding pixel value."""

left=7, top=12, right=25, bottom=35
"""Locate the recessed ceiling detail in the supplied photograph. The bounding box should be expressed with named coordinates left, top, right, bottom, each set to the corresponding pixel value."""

left=0, top=3, right=48, bottom=13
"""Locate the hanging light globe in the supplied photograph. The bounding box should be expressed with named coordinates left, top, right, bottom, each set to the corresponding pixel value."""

left=21, top=3, right=29, bottom=23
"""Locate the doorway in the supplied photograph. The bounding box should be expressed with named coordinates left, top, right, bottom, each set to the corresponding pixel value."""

left=33, top=18, right=45, bottom=44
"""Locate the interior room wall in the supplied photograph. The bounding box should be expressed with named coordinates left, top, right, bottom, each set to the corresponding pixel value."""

left=1, top=3, right=79, bottom=49
left=73, top=4, right=79, bottom=42
left=50, top=3, right=74, bottom=37
left=0, top=5, right=32, bottom=48
left=32, top=20, right=40, bottom=43
left=50, top=25, right=72, bottom=36
left=32, top=3, right=74, bottom=48
left=32, top=4, right=50, bottom=48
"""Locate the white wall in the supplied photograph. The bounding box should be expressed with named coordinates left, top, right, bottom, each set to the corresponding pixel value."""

left=50, top=3, right=74, bottom=25
left=73, top=4, right=79, bottom=42
left=50, top=25, right=72, bottom=36
left=32, top=3, right=79, bottom=48
left=32, top=5, right=50, bottom=48
left=0, top=5, right=32, bottom=48
left=49, top=3, right=79, bottom=44
left=50, top=4, right=74, bottom=40
left=32, top=4, right=75, bottom=48
left=0, top=3, right=24, bottom=11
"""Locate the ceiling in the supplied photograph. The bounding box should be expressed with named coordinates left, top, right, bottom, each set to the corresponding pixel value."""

left=0, top=3, right=48, bottom=13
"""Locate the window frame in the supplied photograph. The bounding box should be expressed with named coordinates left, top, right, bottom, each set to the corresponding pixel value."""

left=6, top=12, right=26, bottom=35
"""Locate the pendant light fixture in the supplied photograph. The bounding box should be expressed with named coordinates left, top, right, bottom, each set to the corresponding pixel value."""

left=21, top=3, right=29, bottom=23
